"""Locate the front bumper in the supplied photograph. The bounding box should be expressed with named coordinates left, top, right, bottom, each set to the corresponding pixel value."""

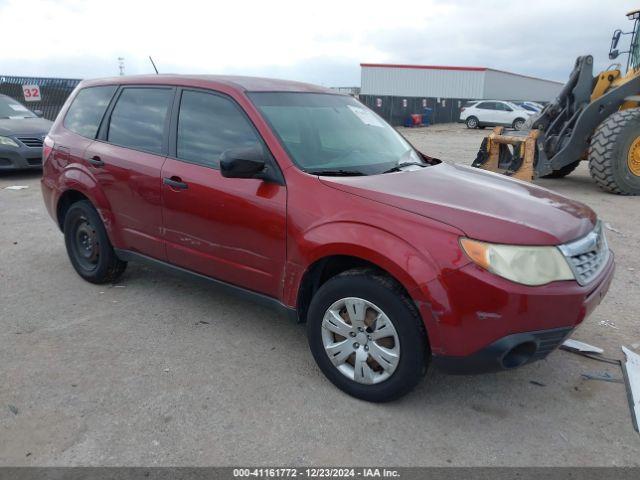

left=433, top=326, right=574, bottom=374
left=0, top=145, right=42, bottom=170
left=414, top=250, right=615, bottom=369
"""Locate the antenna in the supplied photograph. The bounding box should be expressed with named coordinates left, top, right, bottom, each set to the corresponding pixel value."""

left=149, top=56, right=159, bottom=74
left=117, top=57, right=125, bottom=76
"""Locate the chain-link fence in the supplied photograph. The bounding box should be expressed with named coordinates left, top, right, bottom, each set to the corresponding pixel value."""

left=0, top=75, right=81, bottom=121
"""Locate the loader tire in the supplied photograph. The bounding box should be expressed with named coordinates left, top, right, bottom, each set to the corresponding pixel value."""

left=541, top=160, right=581, bottom=178
left=589, top=109, right=640, bottom=195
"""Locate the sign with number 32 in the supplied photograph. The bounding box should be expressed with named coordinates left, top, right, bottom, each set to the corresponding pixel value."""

left=22, top=85, right=41, bottom=102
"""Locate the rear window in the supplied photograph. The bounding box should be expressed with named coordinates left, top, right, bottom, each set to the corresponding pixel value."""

left=107, top=88, right=173, bottom=154
left=64, top=86, right=117, bottom=138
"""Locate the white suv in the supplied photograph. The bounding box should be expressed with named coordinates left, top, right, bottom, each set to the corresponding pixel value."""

left=460, top=100, right=534, bottom=130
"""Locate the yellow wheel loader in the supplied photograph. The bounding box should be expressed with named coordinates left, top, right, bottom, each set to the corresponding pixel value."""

left=472, top=9, right=640, bottom=195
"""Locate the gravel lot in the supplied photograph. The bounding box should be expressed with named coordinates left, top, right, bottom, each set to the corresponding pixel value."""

left=1, top=124, right=639, bottom=466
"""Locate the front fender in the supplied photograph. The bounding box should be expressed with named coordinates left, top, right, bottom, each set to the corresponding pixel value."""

left=286, top=221, right=453, bottom=350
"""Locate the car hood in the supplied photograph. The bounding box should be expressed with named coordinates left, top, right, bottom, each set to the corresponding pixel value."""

left=320, top=163, right=596, bottom=245
left=0, top=117, right=53, bottom=136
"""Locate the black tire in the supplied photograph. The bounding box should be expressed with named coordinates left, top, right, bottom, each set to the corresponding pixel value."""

left=307, top=269, right=428, bottom=402
left=63, top=200, right=127, bottom=283
left=588, top=108, right=640, bottom=195
left=541, top=160, right=581, bottom=179
left=466, top=116, right=479, bottom=129
left=512, top=118, right=526, bottom=131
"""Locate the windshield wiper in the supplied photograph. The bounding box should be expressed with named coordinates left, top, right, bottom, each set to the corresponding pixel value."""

left=382, top=162, right=427, bottom=174
left=307, top=169, right=366, bottom=176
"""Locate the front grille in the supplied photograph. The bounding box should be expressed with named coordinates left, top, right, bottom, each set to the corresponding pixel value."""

left=26, top=157, right=42, bottom=166
left=17, top=136, right=44, bottom=148
left=530, top=327, right=573, bottom=361
left=559, top=221, right=609, bottom=286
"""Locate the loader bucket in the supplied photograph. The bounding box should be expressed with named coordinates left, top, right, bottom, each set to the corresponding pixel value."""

left=472, top=127, right=540, bottom=182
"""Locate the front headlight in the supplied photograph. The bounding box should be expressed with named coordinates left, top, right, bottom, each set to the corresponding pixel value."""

left=460, top=238, right=575, bottom=286
left=0, top=136, right=19, bottom=148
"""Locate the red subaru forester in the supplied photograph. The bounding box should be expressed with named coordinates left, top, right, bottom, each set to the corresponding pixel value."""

left=41, top=75, right=614, bottom=402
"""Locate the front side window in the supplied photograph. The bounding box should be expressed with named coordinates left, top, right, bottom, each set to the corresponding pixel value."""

left=176, top=90, right=261, bottom=168
left=107, top=88, right=173, bottom=154
left=249, top=92, right=423, bottom=176
left=64, top=86, right=117, bottom=138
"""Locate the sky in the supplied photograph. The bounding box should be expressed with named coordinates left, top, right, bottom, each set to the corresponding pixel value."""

left=1, top=0, right=638, bottom=86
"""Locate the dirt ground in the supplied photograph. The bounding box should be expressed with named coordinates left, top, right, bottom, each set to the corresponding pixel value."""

left=1, top=124, right=639, bottom=466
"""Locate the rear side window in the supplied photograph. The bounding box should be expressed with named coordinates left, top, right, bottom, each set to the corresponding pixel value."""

left=64, top=86, right=117, bottom=138
left=107, top=88, right=173, bottom=154
left=176, top=90, right=261, bottom=168
left=476, top=102, right=495, bottom=110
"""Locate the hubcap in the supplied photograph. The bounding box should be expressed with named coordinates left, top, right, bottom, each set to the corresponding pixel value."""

left=321, top=297, right=400, bottom=385
left=627, top=136, right=640, bottom=177
left=468, top=119, right=477, bottom=128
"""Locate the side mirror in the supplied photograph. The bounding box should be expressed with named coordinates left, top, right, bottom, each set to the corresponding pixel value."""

left=34, top=109, right=44, bottom=117
left=610, top=29, right=622, bottom=59
left=220, top=144, right=266, bottom=179
left=612, top=29, right=622, bottom=49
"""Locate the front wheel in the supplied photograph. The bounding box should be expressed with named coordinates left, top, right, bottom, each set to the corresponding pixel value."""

left=588, top=108, right=640, bottom=195
left=307, top=270, right=428, bottom=402
left=63, top=200, right=127, bottom=283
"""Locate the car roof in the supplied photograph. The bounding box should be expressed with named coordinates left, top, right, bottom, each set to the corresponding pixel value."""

left=79, top=74, right=336, bottom=94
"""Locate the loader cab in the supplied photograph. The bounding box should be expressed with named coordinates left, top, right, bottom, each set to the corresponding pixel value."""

left=609, top=9, right=640, bottom=72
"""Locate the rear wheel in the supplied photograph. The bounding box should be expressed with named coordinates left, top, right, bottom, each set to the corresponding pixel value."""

left=466, top=116, right=479, bottom=129
left=541, top=160, right=581, bottom=178
left=512, top=118, right=526, bottom=131
left=63, top=200, right=127, bottom=283
left=307, top=270, right=428, bottom=402
left=589, top=108, right=640, bottom=195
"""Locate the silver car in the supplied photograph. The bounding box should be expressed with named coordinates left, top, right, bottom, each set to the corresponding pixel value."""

left=0, top=94, right=53, bottom=171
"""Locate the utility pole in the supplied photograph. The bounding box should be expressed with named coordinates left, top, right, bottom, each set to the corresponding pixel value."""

left=118, top=57, right=125, bottom=76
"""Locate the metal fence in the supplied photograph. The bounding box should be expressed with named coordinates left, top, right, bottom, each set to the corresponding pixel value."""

left=359, top=94, right=471, bottom=126
left=0, top=75, right=81, bottom=121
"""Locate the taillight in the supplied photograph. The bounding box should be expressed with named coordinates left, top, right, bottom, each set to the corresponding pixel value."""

left=460, top=107, right=466, bottom=112
left=43, top=135, right=54, bottom=164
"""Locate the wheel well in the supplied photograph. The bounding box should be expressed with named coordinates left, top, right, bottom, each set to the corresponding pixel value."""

left=296, top=255, right=417, bottom=324
left=56, top=190, right=89, bottom=231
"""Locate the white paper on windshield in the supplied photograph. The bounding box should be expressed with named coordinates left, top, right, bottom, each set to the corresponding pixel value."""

left=9, top=104, right=29, bottom=112
left=347, top=105, right=385, bottom=128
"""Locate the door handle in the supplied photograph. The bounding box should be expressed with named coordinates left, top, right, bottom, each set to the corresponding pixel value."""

left=163, top=176, right=188, bottom=190
left=87, top=156, right=105, bottom=167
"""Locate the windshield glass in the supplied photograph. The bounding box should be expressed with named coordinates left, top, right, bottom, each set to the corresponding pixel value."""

left=0, top=96, right=36, bottom=119
left=249, top=92, right=423, bottom=175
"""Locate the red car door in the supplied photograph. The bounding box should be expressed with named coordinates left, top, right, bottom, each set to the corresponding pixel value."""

left=84, top=86, right=175, bottom=260
left=161, top=89, right=286, bottom=298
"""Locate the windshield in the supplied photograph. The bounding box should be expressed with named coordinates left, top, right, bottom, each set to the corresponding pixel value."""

left=249, top=92, right=424, bottom=175
left=0, top=96, right=37, bottom=119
